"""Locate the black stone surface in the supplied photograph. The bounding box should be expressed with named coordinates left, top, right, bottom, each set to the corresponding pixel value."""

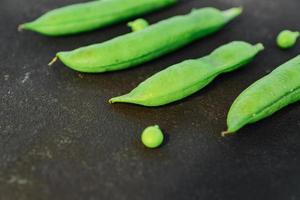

left=1, top=0, right=300, bottom=199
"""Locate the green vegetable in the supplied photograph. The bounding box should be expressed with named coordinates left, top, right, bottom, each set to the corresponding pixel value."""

left=141, top=125, right=164, bottom=148
left=223, top=55, right=300, bottom=136
left=52, top=7, right=243, bottom=72
left=276, top=30, right=299, bottom=49
left=19, top=0, right=177, bottom=36
left=110, top=41, right=264, bottom=106
left=128, top=18, right=149, bottom=32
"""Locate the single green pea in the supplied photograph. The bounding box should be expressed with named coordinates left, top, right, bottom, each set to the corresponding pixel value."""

left=19, top=0, right=177, bottom=36
left=128, top=18, right=150, bottom=32
left=141, top=125, right=164, bottom=148
left=223, top=55, right=300, bottom=136
left=110, top=41, right=264, bottom=107
left=276, top=30, right=300, bottom=49
left=52, top=7, right=243, bottom=72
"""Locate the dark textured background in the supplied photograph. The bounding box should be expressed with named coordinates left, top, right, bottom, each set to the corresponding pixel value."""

left=1, top=0, right=300, bottom=199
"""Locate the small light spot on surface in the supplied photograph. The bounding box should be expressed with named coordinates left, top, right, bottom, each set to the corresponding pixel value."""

left=4, top=74, right=9, bottom=80
left=7, top=176, right=29, bottom=185
left=78, top=73, right=84, bottom=79
left=265, top=69, right=271, bottom=73
left=21, top=72, right=31, bottom=83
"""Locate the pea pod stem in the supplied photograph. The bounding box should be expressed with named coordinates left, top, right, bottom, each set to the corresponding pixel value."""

left=109, top=41, right=264, bottom=107
left=54, top=7, right=243, bottom=73
left=221, top=131, right=231, bottom=137
left=48, top=56, right=58, bottom=66
left=17, top=25, right=23, bottom=32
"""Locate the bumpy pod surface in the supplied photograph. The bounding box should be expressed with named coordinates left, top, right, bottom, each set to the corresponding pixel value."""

left=225, top=55, right=300, bottom=135
left=56, top=7, right=242, bottom=73
left=21, top=0, right=177, bottom=36
left=110, top=41, right=264, bottom=106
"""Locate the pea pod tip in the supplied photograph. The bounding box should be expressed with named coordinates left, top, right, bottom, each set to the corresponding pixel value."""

left=255, top=43, right=265, bottom=51
left=109, top=95, right=143, bottom=106
left=109, top=96, right=127, bottom=104
left=223, top=7, right=243, bottom=22
left=18, top=22, right=34, bottom=32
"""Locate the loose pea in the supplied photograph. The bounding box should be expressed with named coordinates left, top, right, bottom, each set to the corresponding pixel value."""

left=109, top=41, right=264, bottom=107
left=223, top=55, right=300, bottom=136
left=276, top=30, right=299, bottom=49
left=141, top=125, right=164, bottom=148
left=19, top=0, right=177, bottom=36
left=128, top=18, right=149, bottom=32
left=52, top=7, right=243, bottom=72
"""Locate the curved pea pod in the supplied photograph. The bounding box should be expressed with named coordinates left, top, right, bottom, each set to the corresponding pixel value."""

left=223, top=55, right=300, bottom=136
left=109, top=41, right=264, bottom=106
left=19, top=0, right=177, bottom=36
left=54, top=7, right=243, bottom=73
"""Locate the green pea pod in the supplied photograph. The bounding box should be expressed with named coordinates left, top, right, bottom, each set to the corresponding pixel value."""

left=109, top=41, right=264, bottom=106
left=224, top=55, right=300, bottom=136
left=20, top=0, right=177, bottom=36
left=53, top=7, right=243, bottom=73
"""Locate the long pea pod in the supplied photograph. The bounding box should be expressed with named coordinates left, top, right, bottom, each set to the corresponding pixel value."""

left=52, top=7, right=243, bottom=73
left=109, top=41, right=264, bottom=106
left=223, top=56, right=300, bottom=136
left=20, top=0, right=177, bottom=36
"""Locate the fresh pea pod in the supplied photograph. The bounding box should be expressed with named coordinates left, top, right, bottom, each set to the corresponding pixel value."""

left=19, top=0, right=177, bottom=36
left=109, top=41, right=264, bottom=106
left=52, top=7, right=243, bottom=72
left=223, top=55, right=300, bottom=136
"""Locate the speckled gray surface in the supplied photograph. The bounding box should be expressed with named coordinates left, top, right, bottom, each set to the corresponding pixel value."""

left=1, top=0, right=300, bottom=199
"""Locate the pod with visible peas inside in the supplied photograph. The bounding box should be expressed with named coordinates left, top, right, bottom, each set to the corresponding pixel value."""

left=19, top=0, right=177, bottom=36
left=110, top=41, right=264, bottom=107
left=52, top=7, right=243, bottom=73
left=224, top=55, right=300, bottom=136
